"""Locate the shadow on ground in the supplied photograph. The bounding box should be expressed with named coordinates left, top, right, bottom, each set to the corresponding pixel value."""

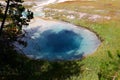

left=0, top=42, right=84, bottom=80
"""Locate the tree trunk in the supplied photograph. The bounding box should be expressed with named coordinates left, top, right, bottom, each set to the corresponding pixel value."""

left=0, top=0, right=10, bottom=36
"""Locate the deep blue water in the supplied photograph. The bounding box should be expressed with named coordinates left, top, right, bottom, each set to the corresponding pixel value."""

left=38, top=30, right=83, bottom=53
left=26, top=29, right=84, bottom=61
left=16, top=22, right=100, bottom=61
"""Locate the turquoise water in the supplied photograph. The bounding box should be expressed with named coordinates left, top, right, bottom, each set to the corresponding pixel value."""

left=16, top=22, right=100, bottom=61
left=14, top=0, right=101, bottom=61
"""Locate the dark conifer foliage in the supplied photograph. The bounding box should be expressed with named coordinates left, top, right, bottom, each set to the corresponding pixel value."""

left=0, top=0, right=33, bottom=36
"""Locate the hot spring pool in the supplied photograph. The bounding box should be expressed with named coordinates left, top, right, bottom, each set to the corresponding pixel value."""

left=15, top=19, right=101, bottom=61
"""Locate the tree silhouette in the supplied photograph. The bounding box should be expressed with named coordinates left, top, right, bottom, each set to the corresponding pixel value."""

left=0, top=0, right=33, bottom=36
left=0, top=0, right=10, bottom=36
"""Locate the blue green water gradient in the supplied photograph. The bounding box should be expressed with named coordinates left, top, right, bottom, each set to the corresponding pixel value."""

left=15, top=22, right=101, bottom=61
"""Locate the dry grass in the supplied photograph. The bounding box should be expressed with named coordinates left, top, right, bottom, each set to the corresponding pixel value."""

left=45, top=0, right=120, bottom=17
left=44, top=1, right=120, bottom=79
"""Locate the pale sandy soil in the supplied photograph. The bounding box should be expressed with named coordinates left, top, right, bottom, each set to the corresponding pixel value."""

left=44, top=8, right=111, bottom=22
